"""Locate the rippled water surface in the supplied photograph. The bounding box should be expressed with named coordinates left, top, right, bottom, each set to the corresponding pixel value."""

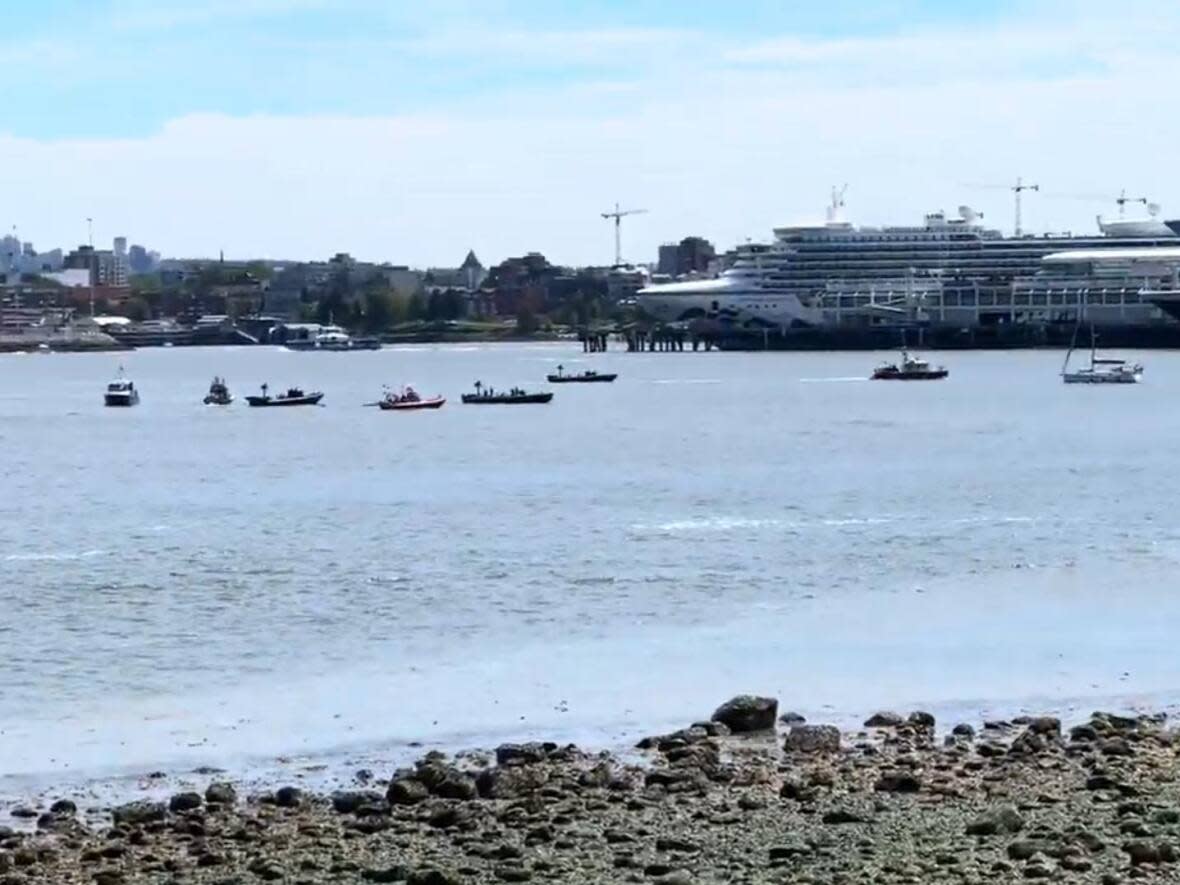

left=2, top=343, right=1180, bottom=788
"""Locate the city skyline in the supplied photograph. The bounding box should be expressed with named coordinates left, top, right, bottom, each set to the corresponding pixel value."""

left=2, top=0, right=1179, bottom=266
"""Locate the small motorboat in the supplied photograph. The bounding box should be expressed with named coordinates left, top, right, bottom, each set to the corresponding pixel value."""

left=377, top=386, right=445, bottom=411
left=871, top=351, right=948, bottom=381
left=547, top=364, right=617, bottom=384
left=203, top=376, right=233, bottom=405
left=460, top=381, right=553, bottom=405
left=245, top=383, right=324, bottom=407
left=104, top=367, right=140, bottom=406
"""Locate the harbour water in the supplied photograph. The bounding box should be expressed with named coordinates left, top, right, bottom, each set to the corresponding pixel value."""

left=2, top=343, right=1180, bottom=797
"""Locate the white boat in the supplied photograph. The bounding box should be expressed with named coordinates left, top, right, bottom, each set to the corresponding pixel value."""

left=1061, top=325, right=1142, bottom=384
left=104, top=368, right=140, bottom=406
left=283, top=324, right=381, bottom=351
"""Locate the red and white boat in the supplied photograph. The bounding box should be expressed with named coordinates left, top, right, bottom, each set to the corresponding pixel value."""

left=377, top=386, right=445, bottom=411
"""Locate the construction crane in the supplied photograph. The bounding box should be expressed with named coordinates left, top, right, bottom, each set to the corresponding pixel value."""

left=1010, top=177, right=1039, bottom=236
left=600, top=203, right=648, bottom=267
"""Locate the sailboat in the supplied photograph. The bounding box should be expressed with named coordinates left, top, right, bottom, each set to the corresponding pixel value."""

left=1061, top=322, right=1142, bottom=384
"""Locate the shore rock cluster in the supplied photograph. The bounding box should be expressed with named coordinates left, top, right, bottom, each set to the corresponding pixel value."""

left=4, top=701, right=1180, bottom=883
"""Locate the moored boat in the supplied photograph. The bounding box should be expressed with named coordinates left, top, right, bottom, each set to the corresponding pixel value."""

left=460, top=381, right=553, bottom=404
left=245, top=383, right=325, bottom=407
left=203, top=376, right=233, bottom=405
left=377, top=386, right=445, bottom=411
left=547, top=364, right=618, bottom=384
left=1062, top=323, right=1142, bottom=384
left=104, top=367, right=140, bottom=406
left=871, top=351, right=948, bottom=381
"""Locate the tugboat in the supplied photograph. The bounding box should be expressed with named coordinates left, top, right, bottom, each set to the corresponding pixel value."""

left=871, top=351, right=949, bottom=381
left=460, top=381, right=553, bottom=405
left=245, top=383, right=325, bottom=407
left=377, top=386, right=446, bottom=411
left=546, top=364, right=618, bottom=384
left=1061, top=323, right=1142, bottom=384
left=203, top=376, right=233, bottom=405
left=104, top=367, right=140, bottom=406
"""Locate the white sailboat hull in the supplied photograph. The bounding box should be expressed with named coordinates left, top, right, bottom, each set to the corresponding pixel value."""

left=1062, top=369, right=1141, bottom=384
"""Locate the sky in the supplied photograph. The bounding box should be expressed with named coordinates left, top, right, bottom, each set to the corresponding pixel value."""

left=1, top=0, right=1178, bottom=267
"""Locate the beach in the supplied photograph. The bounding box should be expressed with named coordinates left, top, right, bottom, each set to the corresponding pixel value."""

left=4, top=700, right=1179, bottom=883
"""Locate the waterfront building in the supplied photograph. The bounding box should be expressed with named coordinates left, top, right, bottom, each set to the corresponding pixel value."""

left=656, top=236, right=717, bottom=278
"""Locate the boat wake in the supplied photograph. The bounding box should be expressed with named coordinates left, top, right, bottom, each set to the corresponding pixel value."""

left=799, top=376, right=870, bottom=383
left=3, top=549, right=107, bottom=563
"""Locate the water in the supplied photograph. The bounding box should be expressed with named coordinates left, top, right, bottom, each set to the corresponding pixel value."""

left=2, top=343, right=1180, bottom=794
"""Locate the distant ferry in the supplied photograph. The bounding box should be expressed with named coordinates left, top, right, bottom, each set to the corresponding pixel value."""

left=283, top=324, right=381, bottom=351
left=638, top=191, right=1180, bottom=331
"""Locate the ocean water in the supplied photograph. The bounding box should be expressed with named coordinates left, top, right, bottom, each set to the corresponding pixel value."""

left=2, top=342, right=1180, bottom=794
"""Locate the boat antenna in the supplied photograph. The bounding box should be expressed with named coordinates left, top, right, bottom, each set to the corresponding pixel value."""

left=1011, top=177, right=1039, bottom=236
left=1115, top=189, right=1148, bottom=218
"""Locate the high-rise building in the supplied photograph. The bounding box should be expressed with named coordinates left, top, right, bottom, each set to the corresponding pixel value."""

left=656, top=236, right=717, bottom=277
left=657, top=243, right=680, bottom=276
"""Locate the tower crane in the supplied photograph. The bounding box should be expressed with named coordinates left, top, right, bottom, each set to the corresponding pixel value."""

left=600, top=203, right=648, bottom=267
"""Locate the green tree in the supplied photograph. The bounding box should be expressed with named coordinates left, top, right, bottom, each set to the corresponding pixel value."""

left=361, top=287, right=396, bottom=332
left=123, top=297, right=150, bottom=322
left=515, top=306, right=538, bottom=335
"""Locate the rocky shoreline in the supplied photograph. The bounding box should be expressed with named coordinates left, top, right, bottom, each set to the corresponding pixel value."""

left=4, top=698, right=1180, bottom=883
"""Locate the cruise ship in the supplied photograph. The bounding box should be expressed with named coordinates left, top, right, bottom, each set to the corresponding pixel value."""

left=637, top=192, right=1180, bottom=331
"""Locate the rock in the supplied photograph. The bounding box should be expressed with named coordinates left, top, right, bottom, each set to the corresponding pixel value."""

left=274, top=786, right=303, bottom=808
left=93, top=870, right=126, bottom=885
left=822, top=808, right=866, bottom=824
left=1007, top=840, right=1044, bottom=861
left=494, top=864, right=531, bottom=882
left=778, top=711, right=806, bottom=725
left=332, top=791, right=385, bottom=815
left=1026, top=716, right=1061, bottom=736
left=1070, top=724, right=1099, bottom=742
left=1086, top=774, right=1120, bottom=791
left=907, top=711, right=936, bottom=729
left=784, top=724, right=840, bottom=754
left=389, top=779, right=431, bottom=806
left=427, top=803, right=472, bottom=829
left=496, top=742, right=552, bottom=766
left=966, top=807, right=1025, bottom=836
left=477, top=765, right=549, bottom=799
left=407, top=871, right=463, bottom=885
left=9, top=808, right=36, bottom=819
left=111, top=800, right=166, bottom=826
left=1123, top=840, right=1177, bottom=866
left=1101, top=738, right=1134, bottom=757
left=768, top=842, right=811, bottom=860
left=864, top=711, right=905, bottom=728
left=710, top=695, right=778, bottom=733
left=362, top=867, right=411, bottom=883
left=48, top=800, right=76, bottom=816
left=205, top=782, right=237, bottom=805
left=578, top=761, right=614, bottom=789
left=168, top=792, right=202, bottom=813
left=654, top=872, right=694, bottom=885
left=655, top=837, right=700, bottom=853
left=874, top=771, right=921, bottom=793
left=1023, top=861, right=1053, bottom=879
left=779, top=776, right=816, bottom=802
left=952, top=723, right=976, bottom=738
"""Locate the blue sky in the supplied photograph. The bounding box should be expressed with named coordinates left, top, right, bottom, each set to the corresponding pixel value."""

left=1, top=0, right=1176, bottom=264
left=7, top=0, right=1017, bottom=139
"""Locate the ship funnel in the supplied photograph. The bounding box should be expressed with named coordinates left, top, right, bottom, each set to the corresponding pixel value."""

left=958, top=205, right=979, bottom=223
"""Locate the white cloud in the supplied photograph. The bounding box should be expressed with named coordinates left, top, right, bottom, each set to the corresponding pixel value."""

left=2, top=3, right=1179, bottom=265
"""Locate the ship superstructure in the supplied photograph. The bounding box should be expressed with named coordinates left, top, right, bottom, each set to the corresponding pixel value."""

left=637, top=191, right=1180, bottom=330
